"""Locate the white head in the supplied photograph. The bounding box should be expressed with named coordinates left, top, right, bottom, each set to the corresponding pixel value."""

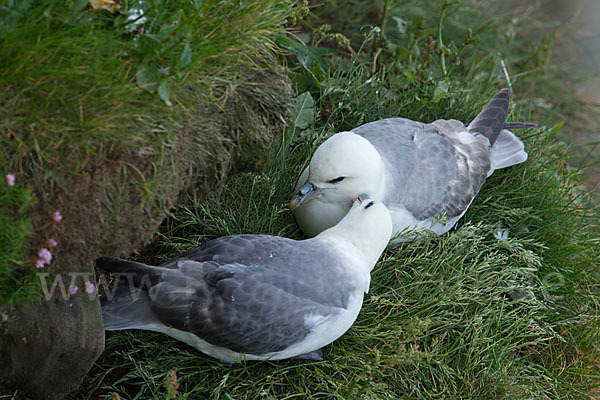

left=318, top=198, right=392, bottom=268
left=289, top=132, right=385, bottom=209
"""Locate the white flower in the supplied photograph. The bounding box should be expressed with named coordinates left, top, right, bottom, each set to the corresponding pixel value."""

left=493, top=229, right=509, bottom=241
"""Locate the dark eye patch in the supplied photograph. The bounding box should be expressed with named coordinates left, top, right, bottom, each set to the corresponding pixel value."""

left=327, top=176, right=345, bottom=184
left=364, top=201, right=375, bottom=209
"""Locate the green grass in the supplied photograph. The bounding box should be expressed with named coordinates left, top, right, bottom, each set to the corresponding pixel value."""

left=91, top=126, right=600, bottom=398
left=0, top=150, right=39, bottom=307
left=87, top=1, right=600, bottom=398
left=0, top=0, right=303, bottom=164
left=93, top=127, right=600, bottom=398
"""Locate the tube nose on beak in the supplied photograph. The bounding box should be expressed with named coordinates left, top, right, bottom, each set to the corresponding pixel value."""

left=289, top=181, right=318, bottom=210
left=351, top=193, right=371, bottom=207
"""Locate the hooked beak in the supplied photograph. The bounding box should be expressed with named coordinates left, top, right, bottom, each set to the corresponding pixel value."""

left=289, top=181, right=320, bottom=210
left=351, top=193, right=369, bottom=207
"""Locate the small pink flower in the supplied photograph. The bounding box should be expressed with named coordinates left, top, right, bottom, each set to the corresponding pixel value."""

left=37, top=248, right=52, bottom=265
left=35, top=259, right=44, bottom=269
left=47, top=238, right=58, bottom=247
left=85, top=281, right=95, bottom=294
left=5, top=174, right=15, bottom=186
left=51, top=210, right=63, bottom=223
left=70, top=285, right=79, bottom=295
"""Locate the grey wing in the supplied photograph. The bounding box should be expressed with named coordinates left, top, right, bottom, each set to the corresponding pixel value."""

left=151, top=241, right=352, bottom=355
left=352, top=118, right=425, bottom=148
left=160, top=235, right=298, bottom=268
left=354, top=118, right=491, bottom=220
left=352, top=118, right=425, bottom=194
left=161, top=235, right=350, bottom=308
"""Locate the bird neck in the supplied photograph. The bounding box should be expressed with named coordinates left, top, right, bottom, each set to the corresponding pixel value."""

left=317, top=223, right=386, bottom=271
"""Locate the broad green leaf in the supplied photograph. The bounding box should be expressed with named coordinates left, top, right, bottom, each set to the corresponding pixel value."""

left=138, top=33, right=162, bottom=59
left=432, top=80, right=449, bottom=103
left=158, top=80, right=172, bottom=106
left=296, top=54, right=310, bottom=70
left=310, top=64, right=324, bottom=88
left=405, top=68, right=416, bottom=83
left=136, top=63, right=158, bottom=92
left=73, top=0, right=88, bottom=11
left=179, top=44, right=192, bottom=68
left=292, top=92, right=314, bottom=130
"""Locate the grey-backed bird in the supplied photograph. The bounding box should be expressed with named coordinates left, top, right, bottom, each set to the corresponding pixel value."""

left=99, top=198, right=391, bottom=363
left=290, top=89, right=541, bottom=243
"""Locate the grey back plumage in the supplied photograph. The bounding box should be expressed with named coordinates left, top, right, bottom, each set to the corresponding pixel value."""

left=353, top=118, right=491, bottom=221
left=349, top=90, right=521, bottom=223
left=101, top=235, right=357, bottom=355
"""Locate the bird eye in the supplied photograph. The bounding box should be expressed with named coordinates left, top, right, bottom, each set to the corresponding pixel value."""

left=364, top=201, right=375, bottom=209
left=326, top=176, right=345, bottom=184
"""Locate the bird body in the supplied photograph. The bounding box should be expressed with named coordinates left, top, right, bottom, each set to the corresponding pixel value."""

left=290, top=89, right=539, bottom=243
left=100, top=198, right=392, bottom=363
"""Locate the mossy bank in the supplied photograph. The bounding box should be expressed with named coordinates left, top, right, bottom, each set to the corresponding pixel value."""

left=0, top=1, right=302, bottom=398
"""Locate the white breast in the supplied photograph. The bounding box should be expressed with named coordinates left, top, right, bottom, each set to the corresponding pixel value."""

left=294, top=196, right=351, bottom=237
left=264, top=290, right=365, bottom=360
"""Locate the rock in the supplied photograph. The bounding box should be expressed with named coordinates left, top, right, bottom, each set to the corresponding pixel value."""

left=0, top=291, right=104, bottom=399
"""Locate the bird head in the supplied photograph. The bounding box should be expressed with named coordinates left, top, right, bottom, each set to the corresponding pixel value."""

left=289, top=132, right=384, bottom=210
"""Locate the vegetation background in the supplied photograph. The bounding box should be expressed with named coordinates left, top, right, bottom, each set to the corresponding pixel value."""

left=1, top=0, right=598, bottom=399
left=87, top=0, right=599, bottom=398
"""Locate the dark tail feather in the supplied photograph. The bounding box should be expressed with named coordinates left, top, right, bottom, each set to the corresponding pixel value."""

left=101, top=285, right=161, bottom=330
left=468, top=88, right=511, bottom=146
left=502, top=122, right=545, bottom=130
left=96, top=256, right=164, bottom=287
